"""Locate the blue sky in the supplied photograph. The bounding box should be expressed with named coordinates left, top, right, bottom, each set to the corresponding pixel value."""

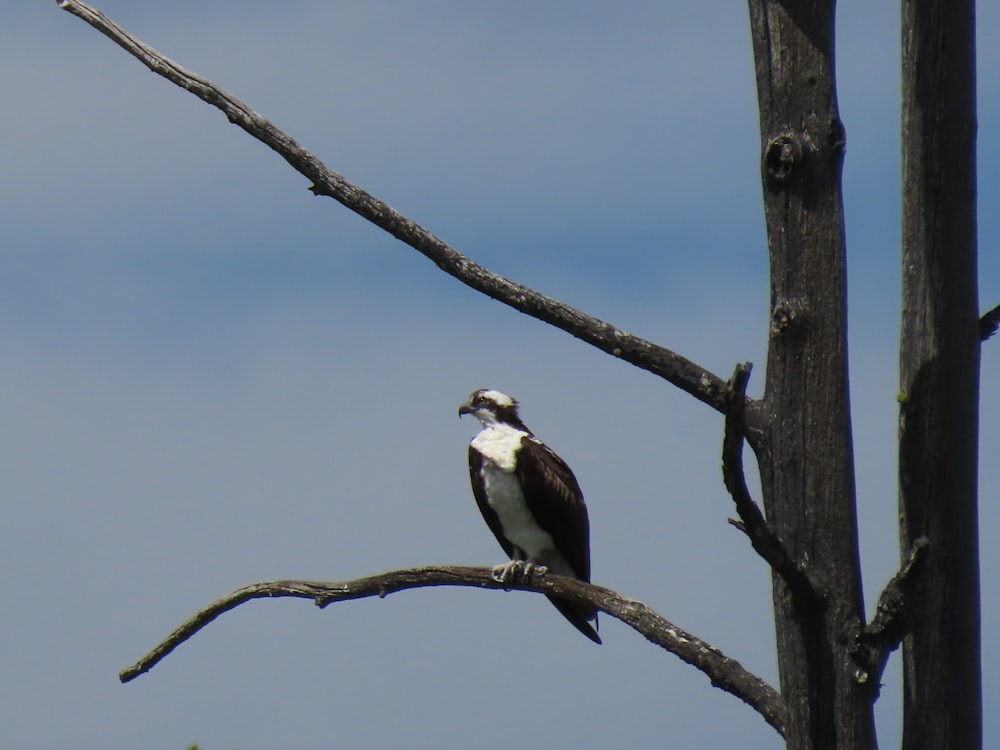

left=4, top=2, right=998, bottom=748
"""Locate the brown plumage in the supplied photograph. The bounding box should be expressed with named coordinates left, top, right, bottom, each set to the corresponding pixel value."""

left=459, top=389, right=600, bottom=644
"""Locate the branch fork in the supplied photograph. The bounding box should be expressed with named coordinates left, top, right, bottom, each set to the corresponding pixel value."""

left=846, top=537, right=930, bottom=691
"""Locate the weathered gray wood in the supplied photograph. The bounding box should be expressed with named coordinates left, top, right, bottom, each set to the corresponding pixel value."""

left=899, top=0, right=981, bottom=747
left=746, top=2, right=874, bottom=747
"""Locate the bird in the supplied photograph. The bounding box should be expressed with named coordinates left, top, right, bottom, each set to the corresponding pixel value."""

left=458, top=388, right=601, bottom=644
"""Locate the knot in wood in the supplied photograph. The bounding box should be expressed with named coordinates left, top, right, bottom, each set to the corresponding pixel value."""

left=770, top=297, right=807, bottom=337
left=764, top=132, right=805, bottom=188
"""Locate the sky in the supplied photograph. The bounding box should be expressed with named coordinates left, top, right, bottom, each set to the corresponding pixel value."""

left=3, top=2, right=998, bottom=749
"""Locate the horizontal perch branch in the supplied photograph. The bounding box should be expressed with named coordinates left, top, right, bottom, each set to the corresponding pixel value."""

left=56, top=0, right=734, bottom=413
left=119, top=564, right=787, bottom=737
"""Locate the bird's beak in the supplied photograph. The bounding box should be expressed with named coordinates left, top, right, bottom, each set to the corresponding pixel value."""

left=458, top=401, right=473, bottom=418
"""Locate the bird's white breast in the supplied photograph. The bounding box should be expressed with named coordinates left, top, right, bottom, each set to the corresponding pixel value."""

left=472, top=424, right=557, bottom=560
left=470, top=422, right=523, bottom=470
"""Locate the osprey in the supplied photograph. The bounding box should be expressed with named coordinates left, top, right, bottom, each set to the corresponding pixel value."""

left=458, top=388, right=600, bottom=644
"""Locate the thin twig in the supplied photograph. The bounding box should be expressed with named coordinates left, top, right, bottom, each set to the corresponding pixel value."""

left=980, top=302, right=1000, bottom=341
left=55, top=0, right=734, bottom=413
left=118, top=565, right=787, bottom=736
left=722, top=363, right=816, bottom=603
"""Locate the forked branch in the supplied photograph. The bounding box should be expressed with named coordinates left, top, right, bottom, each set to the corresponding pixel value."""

left=846, top=537, right=930, bottom=693
left=118, top=565, right=787, bottom=736
left=56, top=0, right=733, bottom=413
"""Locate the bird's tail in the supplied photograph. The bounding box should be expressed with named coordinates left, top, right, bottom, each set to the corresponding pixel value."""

left=547, top=596, right=602, bottom=644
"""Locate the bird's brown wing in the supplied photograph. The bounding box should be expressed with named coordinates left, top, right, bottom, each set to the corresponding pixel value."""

left=513, top=436, right=591, bottom=582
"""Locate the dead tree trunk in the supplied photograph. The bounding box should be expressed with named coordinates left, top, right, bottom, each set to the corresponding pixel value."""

left=746, top=2, right=875, bottom=747
left=899, top=0, right=982, bottom=747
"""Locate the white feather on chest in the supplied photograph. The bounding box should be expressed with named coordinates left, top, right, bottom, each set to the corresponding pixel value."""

left=471, top=424, right=557, bottom=559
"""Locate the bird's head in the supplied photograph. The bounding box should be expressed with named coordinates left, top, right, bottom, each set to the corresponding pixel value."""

left=458, top=388, right=522, bottom=427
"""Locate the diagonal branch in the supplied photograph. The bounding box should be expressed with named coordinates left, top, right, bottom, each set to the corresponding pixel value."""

left=846, top=537, right=930, bottom=694
left=722, top=363, right=817, bottom=604
left=118, top=565, right=787, bottom=737
left=55, top=0, right=733, bottom=413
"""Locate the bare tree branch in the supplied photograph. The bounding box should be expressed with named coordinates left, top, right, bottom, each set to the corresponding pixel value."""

left=118, top=565, right=787, bottom=736
left=58, top=0, right=785, bottom=735
left=55, top=0, right=734, bottom=412
left=846, top=537, right=930, bottom=695
left=980, top=302, right=1000, bottom=341
left=722, top=363, right=817, bottom=604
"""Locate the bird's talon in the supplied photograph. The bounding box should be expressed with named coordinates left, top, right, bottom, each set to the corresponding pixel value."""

left=490, top=564, right=508, bottom=583
left=491, top=560, right=525, bottom=586
left=490, top=559, right=547, bottom=587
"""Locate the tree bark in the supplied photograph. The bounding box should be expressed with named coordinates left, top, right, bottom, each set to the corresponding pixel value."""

left=899, top=0, right=981, bottom=747
left=746, top=2, right=874, bottom=747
